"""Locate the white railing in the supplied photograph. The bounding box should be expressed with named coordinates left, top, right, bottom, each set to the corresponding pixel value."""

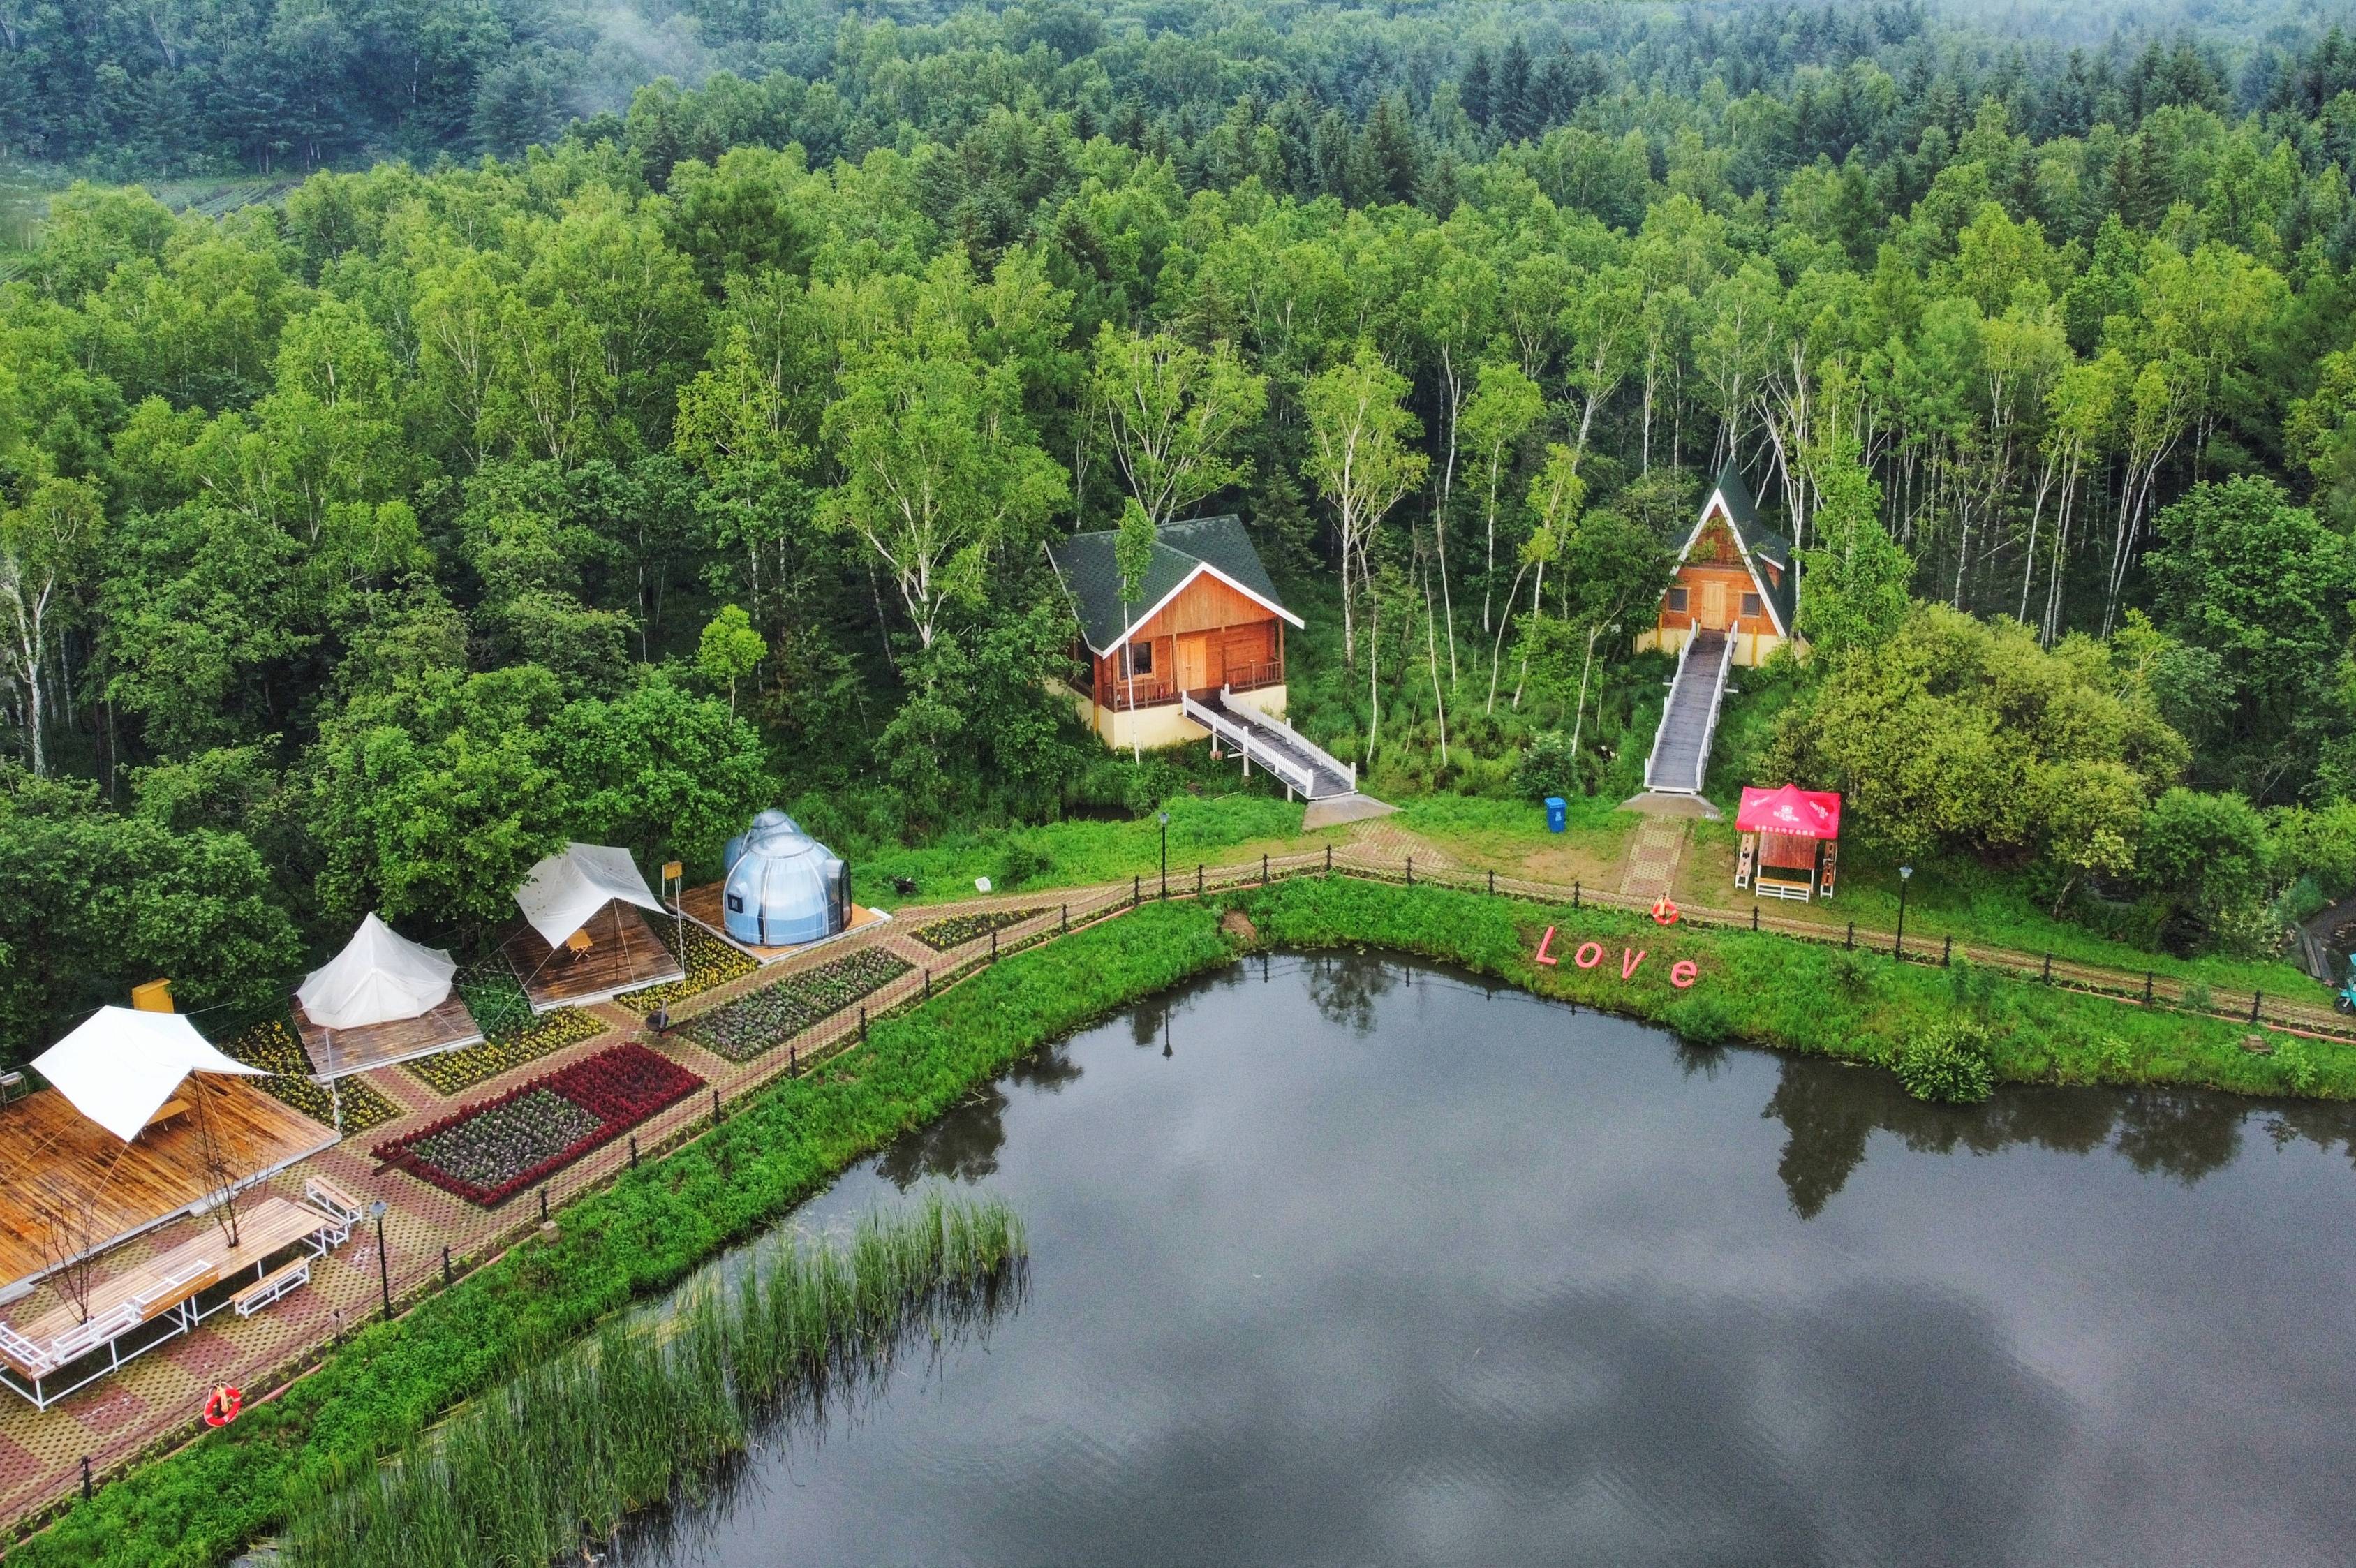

left=1214, top=688, right=1357, bottom=794
left=1183, top=693, right=1319, bottom=799
left=1690, top=635, right=1736, bottom=794
left=1642, top=632, right=1734, bottom=795
left=1643, top=633, right=1702, bottom=792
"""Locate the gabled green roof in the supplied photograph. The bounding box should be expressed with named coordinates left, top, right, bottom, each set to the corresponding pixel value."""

left=1684, top=462, right=1796, bottom=636
left=1044, top=515, right=1298, bottom=654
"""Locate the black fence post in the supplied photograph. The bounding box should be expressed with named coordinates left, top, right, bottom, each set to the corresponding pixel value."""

left=539, top=1187, right=549, bottom=1222
left=1407, top=856, right=1414, bottom=887
left=1751, top=907, right=1758, bottom=932
left=1943, top=935, right=1952, bottom=967
left=442, top=1245, right=453, bottom=1287
left=713, top=1086, right=723, bottom=1125
left=860, top=1004, right=868, bottom=1041
left=990, top=929, right=998, bottom=961
left=1197, top=864, right=1204, bottom=896
left=2251, top=991, right=2262, bottom=1023
left=1488, top=869, right=1495, bottom=896
left=1264, top=854, right=1270, bottom=885
left=2043, top=952, right=2052, bottom=983
left=1574, top=880, right=1581, bottom=910
left=924, top=968, right=932, bottom=997
left=789, top=1045, right=797, bottom=1076
left=1062, top=903, right=1069, bottom=932
left=2144, top=972, right=2154, bottom=1006
left=1326, top=844, right=1333, bottom=873
left=81, top=1455, right=91, bottom=1502
left=629, top=1135, right=639, bottom=1168
left=1134, top=875, right=1141, bottom=905
left=1846, top=922, right=1854, bottom=950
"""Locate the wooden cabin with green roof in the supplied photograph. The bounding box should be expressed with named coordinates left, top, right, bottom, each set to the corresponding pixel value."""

left=1636, top=461, right=1800, bottom=668
left=1046, top=515, right=1303, bottom=752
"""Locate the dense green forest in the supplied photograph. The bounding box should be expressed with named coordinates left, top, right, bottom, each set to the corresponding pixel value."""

left=7, top=0, right=2356, bottom=1061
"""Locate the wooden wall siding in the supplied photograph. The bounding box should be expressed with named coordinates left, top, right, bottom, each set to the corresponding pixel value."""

left=1657, top=562, right=1779, bottom=637
left=1133, top=573, right=1275, bottom=642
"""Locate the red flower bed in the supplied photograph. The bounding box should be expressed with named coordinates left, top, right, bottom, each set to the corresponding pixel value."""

left=373, top=1042, right=704, bottom=1207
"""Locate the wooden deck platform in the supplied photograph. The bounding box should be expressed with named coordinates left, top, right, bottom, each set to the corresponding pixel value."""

left=0, top=1082, right=335, bottom=1296
left=501, top=901, right=685, bottom=1012
left=2, top=1195, right=334, bottom=1360
left=672, top=884, right=891, bottom=964
left=293, top=993, right=484, bottom=1081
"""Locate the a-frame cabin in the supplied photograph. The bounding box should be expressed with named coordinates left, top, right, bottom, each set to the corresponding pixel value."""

left=1636, top=462, right=1799, bottom=669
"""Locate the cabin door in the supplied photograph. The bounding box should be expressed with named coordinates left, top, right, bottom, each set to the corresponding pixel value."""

left=1699, top=579, right=1729, bottom=629
left=1177, top=633, right=1210, bottom=694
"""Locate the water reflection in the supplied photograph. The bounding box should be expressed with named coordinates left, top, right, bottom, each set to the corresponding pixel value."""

left=622, top=952, right=2356, bottom=1568
left=1760, top=1056, right=2297, bottom=1218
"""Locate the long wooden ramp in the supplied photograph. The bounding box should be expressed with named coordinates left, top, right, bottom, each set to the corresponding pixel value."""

left=1643, top=630, right=1733, bottom=795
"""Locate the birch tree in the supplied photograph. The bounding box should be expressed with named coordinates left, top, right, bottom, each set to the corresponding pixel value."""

left=0, top=477, right=103, bottom=776
left=1092, top=326, right=1267, bottom=528
left=1303, top=344, right=1426, bottom=668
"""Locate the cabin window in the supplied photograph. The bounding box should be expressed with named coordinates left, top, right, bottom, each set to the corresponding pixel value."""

left=1742, top=592, right=1763, bottom=618
left=1122, top=640, right=1155, bottom=677
left=727, top=894, right=745, bottom=913
left=1667, top=586, right=1689, bottom=613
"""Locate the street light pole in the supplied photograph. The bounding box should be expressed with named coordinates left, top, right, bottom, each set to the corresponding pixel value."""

left=1159, top=810, right=1170, bottom=899
left=369, top=1200, right=392, bottom=1322
left=1895, top=865, right=1913, bottom=959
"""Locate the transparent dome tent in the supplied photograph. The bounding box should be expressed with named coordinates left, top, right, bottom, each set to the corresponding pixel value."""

left=721, top=810, right=850, bottom=947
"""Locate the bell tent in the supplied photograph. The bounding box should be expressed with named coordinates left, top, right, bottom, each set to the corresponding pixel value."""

left=297, top=914, right=457, bottom=1030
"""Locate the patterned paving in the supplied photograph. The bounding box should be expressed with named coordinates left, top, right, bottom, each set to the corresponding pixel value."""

left=0, top=884, right=1126, bottom=1532
left=1618, top=817, right=1689, bottom=901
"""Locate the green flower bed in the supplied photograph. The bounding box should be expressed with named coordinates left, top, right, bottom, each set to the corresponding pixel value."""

left=406, top=1008, right=607, bottom=1097
left=616, top=921, right=756, bottom=1014
left=679, top=948, right=912, bottom=1063
left=24, top=901, right=1230, bottom=1568
left=910, top=908, right=1044, bottom=952
left=216, top=1016, right=401, bottom=1138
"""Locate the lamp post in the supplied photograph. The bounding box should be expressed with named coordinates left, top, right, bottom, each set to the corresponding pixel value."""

left=1159, top=811, right=1170, bottom=898
left=1895, top=864, right=1913, bottom=959
left=369, top=1200, right=391, bottom=1322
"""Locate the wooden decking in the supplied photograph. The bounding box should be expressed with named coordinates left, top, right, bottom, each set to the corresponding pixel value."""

left=672, top=884, right=891, bottom=963
left=0, top=1083, right=335, bottom=1294
left=501, top=902, right=685, bottom=1012
left=1, top=1196, right=334, bottom=1365
left=293, top=993, right=484, bottom=1081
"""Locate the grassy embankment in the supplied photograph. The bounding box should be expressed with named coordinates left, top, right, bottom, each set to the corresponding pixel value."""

left=283, top=1195, right=1025, bottom=1568
left=29, top=875, right=2344, bottom=1567
left=854, top=784, right=2314, bottom=998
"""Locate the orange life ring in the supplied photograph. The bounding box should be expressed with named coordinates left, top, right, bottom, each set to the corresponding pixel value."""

left=202, top=1384, right=242, bottom=1427
left=1651, top=896, right=1680, bottom=926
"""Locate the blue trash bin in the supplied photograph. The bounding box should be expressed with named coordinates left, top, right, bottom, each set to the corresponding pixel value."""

left=1545, top=796, right=1568, bottom=834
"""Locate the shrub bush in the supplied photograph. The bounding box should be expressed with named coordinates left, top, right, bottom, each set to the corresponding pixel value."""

left=1894, top=1021, right=1997, bottom=1104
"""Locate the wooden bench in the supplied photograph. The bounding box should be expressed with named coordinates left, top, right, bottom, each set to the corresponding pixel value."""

left=234, top=1257, right=311, bottom=1317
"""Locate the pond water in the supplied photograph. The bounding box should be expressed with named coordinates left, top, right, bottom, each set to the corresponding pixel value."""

left=618, top=952, right=2356, bottom=1567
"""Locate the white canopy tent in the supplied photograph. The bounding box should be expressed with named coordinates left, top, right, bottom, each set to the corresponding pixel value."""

left=516, top=843, right=665, bottom=949
left=297, top=914, right=457, bottom=1030
left=31, top=1007, right=267, bottom=1144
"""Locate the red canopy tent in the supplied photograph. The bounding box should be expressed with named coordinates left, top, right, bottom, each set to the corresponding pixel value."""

left=1734, top=785, right=1842, bottom=901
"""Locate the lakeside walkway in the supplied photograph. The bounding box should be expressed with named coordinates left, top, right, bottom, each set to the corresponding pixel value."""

left=1, top=829, right=2341, bottom=1533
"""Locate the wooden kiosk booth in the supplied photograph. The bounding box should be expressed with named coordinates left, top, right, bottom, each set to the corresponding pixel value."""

left=1734, top=785, right=1842, bottom=902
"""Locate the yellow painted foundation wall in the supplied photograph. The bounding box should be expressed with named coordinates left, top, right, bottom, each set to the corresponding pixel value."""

left=1636, top=624, right=1793, bottom=668
left=1065, top=684, right=1291, bottom=752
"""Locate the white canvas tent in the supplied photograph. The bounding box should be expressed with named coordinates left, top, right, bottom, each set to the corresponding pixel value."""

left=31, top=1007, right=267, bottom=1144
left=516, top=843, right=665, bottom=949
left=297, top=914, right=457, bottom=1030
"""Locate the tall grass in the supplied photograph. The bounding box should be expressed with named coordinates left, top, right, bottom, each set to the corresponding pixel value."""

left=281, top=1194, right=1025, bottom=1568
